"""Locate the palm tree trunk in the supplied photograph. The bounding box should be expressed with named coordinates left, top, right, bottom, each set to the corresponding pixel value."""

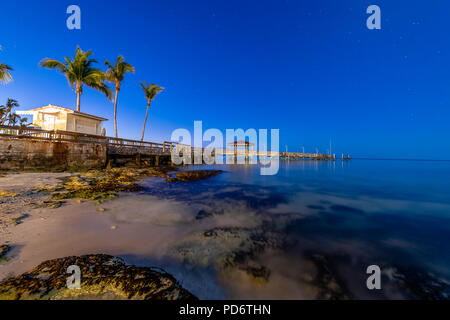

left=113, top=89, right=119, bottom=138
left=1, top=107, right=11, bottom=125
left=76, top=93, right=81, bottom=112
left=76, top=82, right=82, bottom=112
left=0, top=113, right=6, bottom=125
left=141, top=101, right=151, bottom=141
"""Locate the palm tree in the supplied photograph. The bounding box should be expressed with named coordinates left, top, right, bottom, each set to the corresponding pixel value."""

left=105, top=56, right=135, bottom=138
left=39, top=46, right=112, bottom=112
left=7, top=113, right=24, bottom=126
left=140, top=81, right=164, bottom=141
left=0, top=63, right=13, bottom=84
left=0, top=98, right=19, bottom=125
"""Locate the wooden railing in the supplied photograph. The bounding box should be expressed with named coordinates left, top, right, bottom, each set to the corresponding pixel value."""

left=0, top=125, right=108, bottom=143
left=106, top=137, right=177, bottom=153
left=0, top=125, right=177, bottom=154
left=0, top=125, right=54, bottom=139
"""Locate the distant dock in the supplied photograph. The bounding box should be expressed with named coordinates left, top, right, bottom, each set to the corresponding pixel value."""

left=170, top=145, right=352, bottom=164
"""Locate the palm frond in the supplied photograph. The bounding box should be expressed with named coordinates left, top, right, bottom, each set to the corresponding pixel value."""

left=104, top=60, right=114, bottom=71
left=39, top=59, right=68, bottom=74
left=85, top=79, right=113, bottom=101
left=40, top=46, right=114, bottom=108
left=0, top=63, right=14, bottom=84
left=6, top=98, right=19, bottom=109
left=140, top=81, right=164, bottom=101
left=105, top=55, right=135, bottom=84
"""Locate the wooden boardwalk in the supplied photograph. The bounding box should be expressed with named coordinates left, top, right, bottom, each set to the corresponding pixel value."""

left=0, top=125, right=174, bottom=154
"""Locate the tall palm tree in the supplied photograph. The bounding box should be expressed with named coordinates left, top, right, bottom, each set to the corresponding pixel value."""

left=140, top=81, right=164, bottom=141
left=39, top=46, right=112, bottom=112
left=105, top=56, right=135, bottom=138
left=0, top=63, right=13, bottom=84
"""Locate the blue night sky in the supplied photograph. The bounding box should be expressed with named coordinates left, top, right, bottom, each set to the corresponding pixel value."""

left=1, top=0, right=449, bottom=159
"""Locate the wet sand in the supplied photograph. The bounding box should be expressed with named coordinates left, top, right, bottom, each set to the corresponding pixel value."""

left=1, top=167, right=449, bottom=300
left=0, top=171, right=322, bottom=299
left=0, top=172, right=280, bottom=298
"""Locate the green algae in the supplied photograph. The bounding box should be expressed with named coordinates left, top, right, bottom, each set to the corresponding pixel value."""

left=0, top=254, right=197, bottom=300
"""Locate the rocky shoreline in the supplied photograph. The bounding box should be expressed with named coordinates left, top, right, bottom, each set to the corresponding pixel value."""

left=0, top=254, right=197, bottom=300
left=0, top=167, right=224, bottom=227
left=0, top=167, right=223, bottom=300
left=46, top=167, right=224, bottom=201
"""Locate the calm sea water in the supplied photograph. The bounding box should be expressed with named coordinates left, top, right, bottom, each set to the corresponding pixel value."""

left=139, top=160, right=450, bottom=299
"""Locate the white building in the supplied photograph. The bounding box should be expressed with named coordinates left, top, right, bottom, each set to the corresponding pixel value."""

left=17, top=105, right=107, bottom=136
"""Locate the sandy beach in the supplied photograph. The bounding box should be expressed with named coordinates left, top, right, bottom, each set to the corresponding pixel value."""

left=0, top=170, right=314, bottom=299
left=2, top=163, right=450, bottom=300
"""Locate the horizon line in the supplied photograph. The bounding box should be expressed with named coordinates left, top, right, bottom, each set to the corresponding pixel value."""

left=351, top=158, right=450, bottom=162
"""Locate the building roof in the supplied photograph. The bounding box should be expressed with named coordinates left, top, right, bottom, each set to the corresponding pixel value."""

left=227, top=140, right=255, bottom=146
left=17, top=105, right=108, bottom=121
left=73, top=111, right=108, bottom=122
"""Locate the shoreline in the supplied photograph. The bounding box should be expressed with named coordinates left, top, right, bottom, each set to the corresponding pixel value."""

left=0, top=167, right=314, bottom=299
left=0, top=167, right=224, bottom=299
left=1, top=165, right=449, bottom=300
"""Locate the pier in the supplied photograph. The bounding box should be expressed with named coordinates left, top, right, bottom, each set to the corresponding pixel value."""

left=0, top=125, right=351, bottom=170
left=169, top=141, right=349, bottom=164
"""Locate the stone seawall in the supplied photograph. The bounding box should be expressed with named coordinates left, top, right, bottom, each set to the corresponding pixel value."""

left=0, top=136, right=107, bottom=171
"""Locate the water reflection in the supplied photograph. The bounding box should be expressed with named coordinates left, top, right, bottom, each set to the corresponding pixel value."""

left=137, top=160, right=450, bottom=299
